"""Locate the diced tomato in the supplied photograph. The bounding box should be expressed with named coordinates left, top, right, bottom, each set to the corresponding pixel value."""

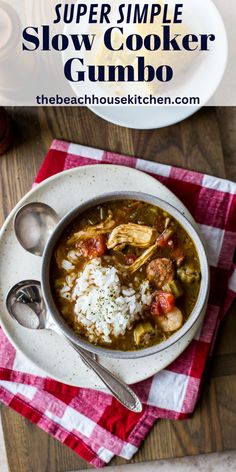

left=80, top=235, right=107, bottom=259
left=124, top=254, right=137, bottom=266
left=156, top=214, right=165, bottom=233
left=156, top=236, right=169, bottom=248
left=167, top=234, right=185, bottom=266
left=172, top=247, right=185, bottom=266
left=156, top=229, right=174, bottom=248
left=151, top=292, right=175, bottom=316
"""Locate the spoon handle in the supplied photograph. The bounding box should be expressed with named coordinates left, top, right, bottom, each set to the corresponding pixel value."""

left=67, top=340, right=142, bottom=413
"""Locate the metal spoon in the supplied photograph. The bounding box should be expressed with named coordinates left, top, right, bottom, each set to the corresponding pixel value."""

left=12, top=203, right=143, bottom=412
left=14, top=202, right=59, bottom=257
left=6, top=280, right=142, bottom=412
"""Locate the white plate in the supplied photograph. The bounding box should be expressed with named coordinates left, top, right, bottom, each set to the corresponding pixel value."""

left=88, top=105, right=200, bottom=129
left=0, top=165, right=204, bottom=388
left=63, top=0, right=227, bottom=129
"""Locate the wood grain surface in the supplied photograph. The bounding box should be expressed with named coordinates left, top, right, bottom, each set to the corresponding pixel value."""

left=0, top=106, right=235, bottom=472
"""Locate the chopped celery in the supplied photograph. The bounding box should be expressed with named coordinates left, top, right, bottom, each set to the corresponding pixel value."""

left=162, top=279, right=183, bottom=298
left=134, top=321, right=155, bottom=347
left=177, top=266, right=200, bottom=284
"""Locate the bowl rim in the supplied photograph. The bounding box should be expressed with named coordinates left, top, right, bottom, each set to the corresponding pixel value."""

left=41, top=191, right=210, bottom=359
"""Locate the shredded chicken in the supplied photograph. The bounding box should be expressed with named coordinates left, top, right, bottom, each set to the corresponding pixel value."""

left=107, top=223, right=157, bottom=250
left=67, top=211, right=115, bottom=244
left=128, top=229, right=174, bottom=274
left=128, top=242, right=158, bottom=274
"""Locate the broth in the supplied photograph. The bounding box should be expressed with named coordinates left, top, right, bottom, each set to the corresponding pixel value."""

left=51, top=200, right=201, bottom=351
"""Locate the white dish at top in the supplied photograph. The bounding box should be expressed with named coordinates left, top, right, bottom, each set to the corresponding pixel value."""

left=63, top=0, right=227, bottom=129
left=88, top=105, right=200, bottom=130
left=0, top=165, right=206, bottom=388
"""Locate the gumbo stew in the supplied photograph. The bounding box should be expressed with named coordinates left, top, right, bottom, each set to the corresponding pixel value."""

left=51, top=200, right=201, bottom=351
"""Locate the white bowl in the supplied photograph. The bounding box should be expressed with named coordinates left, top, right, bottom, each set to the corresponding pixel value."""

left=42, top=191, right=210, bottom=359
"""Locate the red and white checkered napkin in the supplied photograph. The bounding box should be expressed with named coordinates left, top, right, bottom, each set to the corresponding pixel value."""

left=0, top=140, right=235, bottom=467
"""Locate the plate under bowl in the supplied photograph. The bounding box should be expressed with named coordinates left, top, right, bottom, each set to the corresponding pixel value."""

left=0, top=164, right=208, bottom=387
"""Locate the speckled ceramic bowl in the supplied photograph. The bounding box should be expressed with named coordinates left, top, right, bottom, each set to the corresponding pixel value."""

left=41, top=191, right=209, bottom=359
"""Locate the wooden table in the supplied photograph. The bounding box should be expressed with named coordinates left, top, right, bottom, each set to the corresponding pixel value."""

left=0, top=106, right=235, bottom=472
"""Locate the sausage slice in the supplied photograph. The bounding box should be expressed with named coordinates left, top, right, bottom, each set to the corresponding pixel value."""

left=146, top=258, right=175, bottom=289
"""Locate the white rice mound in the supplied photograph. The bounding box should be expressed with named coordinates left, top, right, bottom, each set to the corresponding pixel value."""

left=59, top=258, right=152, bottom=344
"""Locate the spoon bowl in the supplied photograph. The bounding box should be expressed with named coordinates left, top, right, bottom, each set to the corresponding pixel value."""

left=14, top=202, right=59, bottom=256
left=6, top=277, right=142, bottom=413
left=6, top=280, right=47, bottom=329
